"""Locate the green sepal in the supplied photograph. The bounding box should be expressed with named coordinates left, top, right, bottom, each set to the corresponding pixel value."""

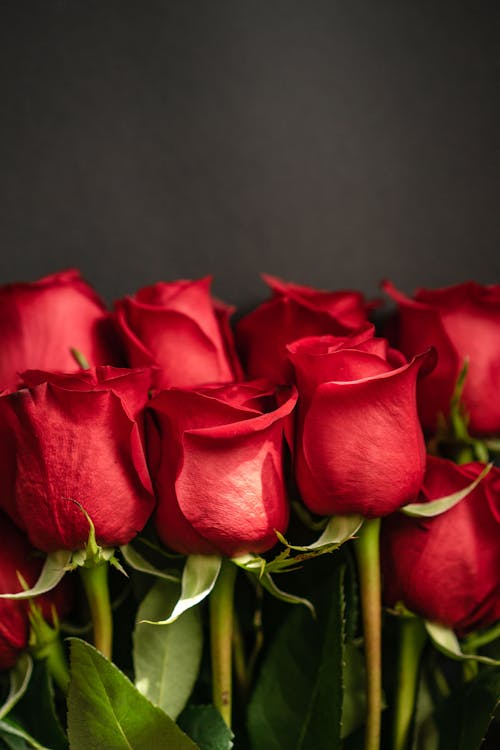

left=401, top=463, right=492, bottom=518
left=141, top=555, right=222, bottom=625
left=120, top=544, right=180, bottom=583
left=233, top=554, right=315, bottom=616
left=65, top=502, right=123, bottom=571
left=0, top=656, right=33, bottom=721
left=0, top=551, right=71, bottom=601
left=425, top=621, right=500, bottom=667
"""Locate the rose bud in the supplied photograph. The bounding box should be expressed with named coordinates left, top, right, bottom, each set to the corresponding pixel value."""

left=288, top=326, right=435, bottom=517
left=381, top=456, right=500, bottom=635
left=236, top=274, right=376, bottom=383
left=147, top=380, right=297, bottom=557
left=114, top=277, right=243, bottom=388
left=0, top=512, right=73, bottom=670
left=382, top=280, right=500, bottom=435
left=0, top=367, right=155, bottom=553
left=0, top=269, right=122, bottom=390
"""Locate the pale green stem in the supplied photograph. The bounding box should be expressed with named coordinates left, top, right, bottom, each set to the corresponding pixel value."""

left=393, top=618, right=426, bottom=750
left=210, top=559, right=237, bottom=728
left=354, top=518, right=382, bottom=750
left=79, top=563, right=113, bottom=659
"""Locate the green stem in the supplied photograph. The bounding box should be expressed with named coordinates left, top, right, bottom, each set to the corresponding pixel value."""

left=79, top=563, right=113, bottom=659
left=354, top=518, right=382, bottom=750
left=393, top=618, right=426, bottom=750
left=45, top=635, right=71, bottom=695
left=210, top=559, right=237, bottom=728
left=232, top=609, right=248, bottom=703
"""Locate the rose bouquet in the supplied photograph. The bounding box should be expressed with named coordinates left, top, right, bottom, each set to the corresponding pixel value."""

left=0, top=270, right=498, bottom=750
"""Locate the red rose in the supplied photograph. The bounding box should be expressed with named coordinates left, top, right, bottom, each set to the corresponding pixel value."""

left=236, top=274, right=375, bottom=383
left=381, top=456, right=500, bottom=635
left=0, top=512, right=73, bottom=670
left=382, top=280, right=500, bottom=435
left=0, top=269, right=122, bottom=390
left=288, top=326, right=434, bottom=517
left=0, top=367, right=155, bottom=553
left=148, top=380, right=297, bottom=557
left=114, top=277, right=243, bottom=388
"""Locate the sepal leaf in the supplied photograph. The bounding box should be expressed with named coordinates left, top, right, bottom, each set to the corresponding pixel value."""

left=142, top=555, right=222, bottom=625
left=425, top=621, right=500, bottom=666
left=120, top=544, right=180, bottom=583
left=401, top=463, right=492, bottom=518
left=0, top=551, right=71, bottom=600
left=0, top=656, right=33, bottom=721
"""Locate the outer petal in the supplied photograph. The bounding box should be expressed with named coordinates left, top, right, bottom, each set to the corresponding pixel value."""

left=0, top=269, right=121, bottom=390
left=298, top=355, right=429, bottom=516
left=149, top=385, right=297, bottom=556
left=6, top=384, right=154, bottom=552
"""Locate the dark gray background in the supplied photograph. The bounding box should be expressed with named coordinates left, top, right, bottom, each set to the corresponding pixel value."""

left=0, top=0, right=499, bottom=310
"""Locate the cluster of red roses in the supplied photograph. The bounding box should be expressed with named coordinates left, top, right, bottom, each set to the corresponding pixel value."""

left=0, top=269, right=499, bottom=670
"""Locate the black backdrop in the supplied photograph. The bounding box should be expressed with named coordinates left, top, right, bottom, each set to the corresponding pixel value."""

left=0, top=0, right=499, bottom=310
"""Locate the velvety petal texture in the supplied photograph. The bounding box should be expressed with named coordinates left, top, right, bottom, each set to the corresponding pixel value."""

left=381, top=457, right=500, bottom=635
left=236, top=274, right=375, bottom=383
left=148, top=380, right=297, bottom=556
left=288, top=329, right=434, bottom=517
left=0, top=269, right=122, bottom=390
left=114, top=277, right=243, bottom=388
left=0, top=512, right=73, bottom=670
left=383, top=280, right=500, bottom=435
left=0, top=369, right=155, bottom=553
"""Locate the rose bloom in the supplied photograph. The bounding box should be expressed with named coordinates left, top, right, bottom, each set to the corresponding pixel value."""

left=0, top=269, right=122, bottom=390
left=0, top=367, right=155, bottom=553
left=381, top=456, right=500, bottom=635
left=114, top=277, right=243, bottom=388
left=382, top=280, right=500, bottom=435
left=288, top=325, right=434, bottom=517
left=236, top=274, right=375, bottom=383
left=0, top=512, right=73, bottom=670
left=147, top=380, right=297, bottom=557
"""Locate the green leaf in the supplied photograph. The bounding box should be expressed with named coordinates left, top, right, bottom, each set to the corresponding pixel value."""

left=178, top=706, right=234, bottom=750
left=133, top=580, right=203, bottom=720
left=67, top=638, right=199, bottom=750
left=425, top=621, right=500, bottom=667
left=433, top=668, right=500, bottom=750
left=10, top=660, right=67, bottom=750
left=247, top=566, right=346, bottom=750
left=120, top=545, right=180, bottom=583
left=0, top=656, right=33, bottom=721
left=142, top=555, right=222, bottom=625
left=0, top=551, right=71, bottom=600
left=341, top=644, right=367, bottom=739
left=0, top=721, right=51, bottom=750
left=401, top=464, right=492, bottom=518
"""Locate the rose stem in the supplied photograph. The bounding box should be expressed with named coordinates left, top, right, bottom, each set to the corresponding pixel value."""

left=232, top=609, right=249, bottom=703
left=392, top=617, right=426, bottom=750
left=79, top=563, right=113, bottom=659
left=45, top=634, right=71, bottom=695
left=354, top=517, right=382, bottom=750
left=210, top=559, right=237, bottom=728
